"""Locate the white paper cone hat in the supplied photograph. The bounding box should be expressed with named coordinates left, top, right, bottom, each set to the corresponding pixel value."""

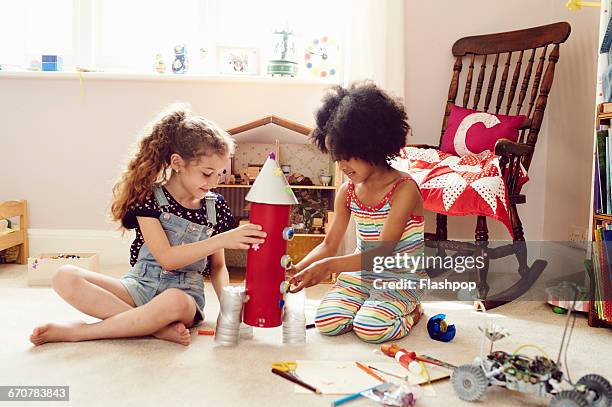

left=245, top=152, right=299, bottom=205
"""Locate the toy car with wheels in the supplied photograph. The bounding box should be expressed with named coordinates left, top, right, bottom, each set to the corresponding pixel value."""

left=452, top=295, right=611, bottom=406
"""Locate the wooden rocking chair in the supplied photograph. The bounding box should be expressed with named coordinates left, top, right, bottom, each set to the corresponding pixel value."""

left=413, top=22, right=571, bottom=308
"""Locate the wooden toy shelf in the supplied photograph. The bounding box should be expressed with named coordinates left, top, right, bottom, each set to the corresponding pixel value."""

left=0, top=200, right=28, bottom=265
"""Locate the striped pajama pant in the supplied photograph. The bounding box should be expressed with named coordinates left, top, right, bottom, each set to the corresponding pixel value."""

left=315, top=271, right=423, bottom=343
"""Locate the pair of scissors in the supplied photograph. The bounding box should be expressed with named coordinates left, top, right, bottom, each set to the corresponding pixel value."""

left=271, top=361, right=300, bottom=378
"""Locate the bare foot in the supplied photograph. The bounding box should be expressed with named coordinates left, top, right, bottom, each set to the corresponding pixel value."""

left=153, top=322, right=191, bottom=346
left=30, top=322, right=86, bottom=346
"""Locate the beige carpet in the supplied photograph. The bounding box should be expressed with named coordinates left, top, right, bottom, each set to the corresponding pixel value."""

left=1, top=264, right=610, bottom=407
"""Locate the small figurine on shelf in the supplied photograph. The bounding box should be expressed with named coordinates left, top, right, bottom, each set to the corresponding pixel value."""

left=281, top=164, right=291, bottom=176
left=319, top=171, right=332, bottom=186
left=288, top=172, right=313, bottom=186
left=234, top=173, right=244, bottom=185
left=311, top=217, right=324, bottom=234
left=154, top=53, right=166, bottom=73
left=240, top=168, right=251, bottom=185
left=246, top=164, right=263, bottom=183
left=172, top=44, right=188, bottom=74
left=219, top=159, right=232, bottom=184
left=268, top=25, right=298, bottom=77
left=28, top=58, right=41, bottom=71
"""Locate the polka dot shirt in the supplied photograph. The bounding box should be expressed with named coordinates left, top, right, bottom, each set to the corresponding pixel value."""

left=122, top=187, right=235, bottom=276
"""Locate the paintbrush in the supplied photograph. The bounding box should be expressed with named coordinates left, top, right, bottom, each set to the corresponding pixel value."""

left=367, top=365, right=409, bottom=381
left=271, top=368, right=322, bottom=394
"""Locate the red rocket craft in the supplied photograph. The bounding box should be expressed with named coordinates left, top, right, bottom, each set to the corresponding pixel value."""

left=243, top=152, right=299, bottom=328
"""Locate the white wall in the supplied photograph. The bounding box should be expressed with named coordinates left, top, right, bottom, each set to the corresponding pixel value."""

left=0, top=75, right=329, bottom=231
left=404, top=0, right=598, bottom=241
left=0, top=1, right=599, bottom=264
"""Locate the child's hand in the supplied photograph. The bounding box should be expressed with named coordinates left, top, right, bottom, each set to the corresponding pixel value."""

left=219, top=224, right=266, bottom=250
left=284, top=263, right=302, bottom=279
left=288, top=259, right=333, bottom=293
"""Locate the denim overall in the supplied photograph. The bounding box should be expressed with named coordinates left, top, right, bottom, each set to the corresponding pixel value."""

left=120, top=185, right=218, bottom=324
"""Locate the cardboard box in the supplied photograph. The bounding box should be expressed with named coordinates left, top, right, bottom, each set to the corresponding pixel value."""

left=28, top=253, right=99, bottom=286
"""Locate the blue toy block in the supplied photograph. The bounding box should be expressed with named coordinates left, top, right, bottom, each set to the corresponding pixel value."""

left=41, top=55, right=63, bottom=71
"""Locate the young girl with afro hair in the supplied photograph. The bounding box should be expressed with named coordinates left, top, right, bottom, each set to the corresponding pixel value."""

left=289, top=81, right=425, bottom=343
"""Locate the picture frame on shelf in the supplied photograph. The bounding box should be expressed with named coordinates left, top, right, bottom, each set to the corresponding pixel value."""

left=217, top=46, right=260, bottom=75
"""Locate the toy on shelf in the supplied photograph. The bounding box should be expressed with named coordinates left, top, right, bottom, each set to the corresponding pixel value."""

left=218, top=159, right=232, bottom=184
left=245, top=164, right=263, bottom=184
left=214, top=152, right=304, bottom=345
left=287, top=172, right=313, bottom=186
left=268, top=26, right=298, bottom=77
left=42, top=55, right=63, bottom=71
left=452, top=294, right=612, bottom=406
left=172, top=44, right=188, bottom=74
left=28, top=58, right=41, bottom=71
left=427, top=313, right=456, bottom=342
left=154, top=53, right=166, bottom=73
left=319, top=170, right=333, bottom=186
left=311, top=217, right=324, bottom=234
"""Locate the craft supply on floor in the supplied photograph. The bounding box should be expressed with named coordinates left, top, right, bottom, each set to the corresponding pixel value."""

left=418, top=361, right=430, bottom=383
left=355, top=362, right=385, bottom=383
left=215, top=285, right=247, bottom=346
left=271, top=361, right=299, bottom=375
left=331, top=383, right=392, bottom=406
left=360, top=382, right=420, bottom=407
left=381, top=344, right=421, bottom=374
left=271, top=367, right=321, bottom=394
left=198, top=329, right=215, bottom=336
left=419, top=355, right=456, bottom=369
left=427, top=313, right=456, bottom=342
left=367, top=365, right=409, bottom=382
left=292, top=360, right=445, bottom=395
left=381, top=344, right=455, bottom=371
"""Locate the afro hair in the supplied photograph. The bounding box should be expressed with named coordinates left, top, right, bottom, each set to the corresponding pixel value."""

left=310, top=81, right=409, bottom=167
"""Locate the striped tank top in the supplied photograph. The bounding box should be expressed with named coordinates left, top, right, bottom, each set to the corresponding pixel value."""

left=346, top=176, right=424, bottom=259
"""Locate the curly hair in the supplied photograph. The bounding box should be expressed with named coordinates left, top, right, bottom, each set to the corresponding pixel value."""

left=110, top=103, right=235, bottom=228
left=311, top=81, right=409, bottom=167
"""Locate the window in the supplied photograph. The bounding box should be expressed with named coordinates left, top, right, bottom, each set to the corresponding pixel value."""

left=97, top=0, right=203, bottom=72
left=0, top=0, right=74, bottom=67
left=0, top=0, right=349, bottom=79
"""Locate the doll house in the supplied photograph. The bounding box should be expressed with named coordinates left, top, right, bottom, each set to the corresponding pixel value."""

left=215, top=116, right=342, bottom=282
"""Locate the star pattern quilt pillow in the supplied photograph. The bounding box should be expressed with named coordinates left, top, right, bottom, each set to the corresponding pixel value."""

left=392, top=147, right=529, bottom=238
